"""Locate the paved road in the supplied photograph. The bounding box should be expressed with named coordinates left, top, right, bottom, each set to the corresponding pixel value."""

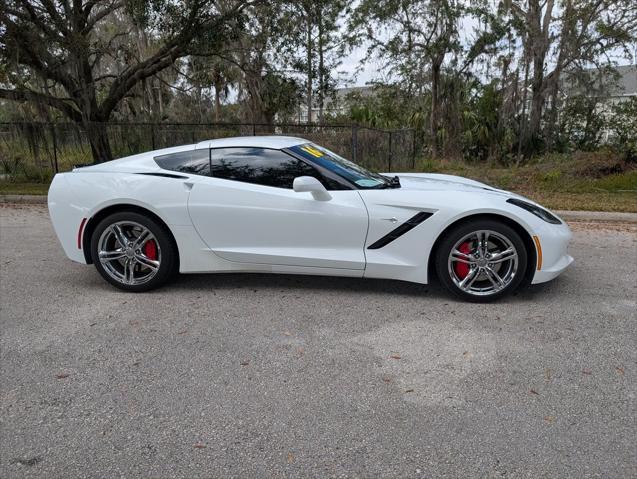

left=1, top=205, right=635, bottom=478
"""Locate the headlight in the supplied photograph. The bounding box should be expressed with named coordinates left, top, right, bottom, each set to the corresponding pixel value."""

left=506, top=198, right=562, bottom=224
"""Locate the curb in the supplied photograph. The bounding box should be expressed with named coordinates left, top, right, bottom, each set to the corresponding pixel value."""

left=1, top=195, right=635, bottom=223
left=0, top=194, right=47, bottom=204
left=556, top=210, right=637, bottom=224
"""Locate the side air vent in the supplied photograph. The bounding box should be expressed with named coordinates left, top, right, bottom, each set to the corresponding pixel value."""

left=368, top=211, right=433, bottom=249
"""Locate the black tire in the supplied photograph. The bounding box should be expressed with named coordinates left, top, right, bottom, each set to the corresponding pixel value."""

left=90, top=211, right=178, bottom=292
left=434, top=219, right=528, bottom=302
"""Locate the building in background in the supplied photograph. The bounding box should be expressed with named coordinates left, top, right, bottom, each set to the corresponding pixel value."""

left=563, top=64, right=636, bottom=102
left=295, top=86, right=374, bottom=123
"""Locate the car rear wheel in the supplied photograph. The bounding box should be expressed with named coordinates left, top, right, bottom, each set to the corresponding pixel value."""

left=435, top=219, right=528, bottom=302
left=90, top=211, right=178, bottom=292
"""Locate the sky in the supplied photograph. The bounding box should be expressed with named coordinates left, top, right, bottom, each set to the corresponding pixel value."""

left=339, top=45, right=378, bottom=87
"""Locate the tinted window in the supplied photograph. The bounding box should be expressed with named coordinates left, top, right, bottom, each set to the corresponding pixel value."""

left=210, top=147, right=339, bottom=189
left=154, top=149, right=210, bottom=175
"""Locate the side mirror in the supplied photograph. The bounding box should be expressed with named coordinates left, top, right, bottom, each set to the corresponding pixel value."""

left=293, top=176, right=332, bottom=201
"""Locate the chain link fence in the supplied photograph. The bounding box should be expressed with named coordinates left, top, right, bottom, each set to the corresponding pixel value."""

left=0, top=122, right=420, bottom=182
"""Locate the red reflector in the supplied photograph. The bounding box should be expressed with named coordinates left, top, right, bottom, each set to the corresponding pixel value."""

left=77, top=218, right=87, bottom=249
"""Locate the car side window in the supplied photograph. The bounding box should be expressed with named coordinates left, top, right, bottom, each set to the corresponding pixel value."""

left=209, top=147, right=342, bottom=190
left=154, top=149, right=210, bottom=175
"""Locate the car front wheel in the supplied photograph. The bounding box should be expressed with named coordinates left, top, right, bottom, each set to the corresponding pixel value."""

left=435, top=219, right=528, bottom=302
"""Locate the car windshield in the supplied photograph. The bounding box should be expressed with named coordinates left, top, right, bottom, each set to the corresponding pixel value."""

left=289, top=143, right=393, bottom=189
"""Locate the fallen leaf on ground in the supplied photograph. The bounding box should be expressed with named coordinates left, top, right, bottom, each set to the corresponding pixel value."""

left=389, top=354, right=401, bottom=360
left=283, top=331, right=292, bottom=336
left=55, top=373, right=69, bottom=379
left=193, top=443, right=206, bottom=449
left=404, top=389, right=415, bottom=393
left=615, top=366, right=625, bottom=375
left=177, top=330, right=188, bottom=335
left=544, top=415, right=556, bottom=423
left=529, top=389, right=539, bottom=395
left=287, top=452, right=295, bottom=464
left=582, top=369, right=592, bottom=375
left=382, top=375, right=392, bottom=383
left=240, top=360, right=250, bottom=366
left=12, top=456, right=41, bottom=466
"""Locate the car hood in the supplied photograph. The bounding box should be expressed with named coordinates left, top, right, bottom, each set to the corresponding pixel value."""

left=375, top=172, right=539, bottom=208
left=392, top=173, right=510, bottom=196
left=359, top=172, right=545, bottom=222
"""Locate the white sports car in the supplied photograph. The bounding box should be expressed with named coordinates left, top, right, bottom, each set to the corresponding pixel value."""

left=48, top=136, right=573, bottom=301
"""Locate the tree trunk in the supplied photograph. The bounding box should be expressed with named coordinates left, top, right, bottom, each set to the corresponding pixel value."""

left=318, top=11, right=325, bottom=124
left=544, top=78, right=560, bottom=150
left=527, top=0, right=555, bottom=146
left=306, top=14, right=313, bottom=123
left=157, top=76, right=164, bottom=118
left=85, top=122, right=113, bottom=163
left=264, top=111, right=276, bottom=133
left=528, top=62, right=544, bottom=142
left=214, top=78, right=222, bottom=122
left=430, top=60, right=441, bottom=159
left=517, top=55, right=530, bottom=165
left=544, top=0, right=572, bottom=151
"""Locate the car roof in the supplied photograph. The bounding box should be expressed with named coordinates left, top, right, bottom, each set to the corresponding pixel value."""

left=78, top=136, right=311, bottom=173
left=195, top=135, right=309, bottom=150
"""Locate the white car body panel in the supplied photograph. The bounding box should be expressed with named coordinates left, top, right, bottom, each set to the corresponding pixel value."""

left=48, top=136, right=573, bottom=287
left=188, top=175, right=368, bottom=269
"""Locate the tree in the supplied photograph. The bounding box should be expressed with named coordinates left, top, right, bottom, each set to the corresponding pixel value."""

left=292, top=0, right=347, bottom=124
left=0, top=0, right=249, bottom=162
left=350, top=0, right=464, bottom=158
left=508, top=0, right=637, bottom=151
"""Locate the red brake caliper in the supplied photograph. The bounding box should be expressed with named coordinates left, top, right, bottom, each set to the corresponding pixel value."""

left=143, top=239, right=158, bottom=261
left=454, top=242, right=472, bottom=279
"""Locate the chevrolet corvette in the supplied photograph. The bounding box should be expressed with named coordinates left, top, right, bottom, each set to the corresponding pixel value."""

left=48, top=136, right=573, bottom=301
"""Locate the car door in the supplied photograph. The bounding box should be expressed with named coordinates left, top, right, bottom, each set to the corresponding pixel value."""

left=186, top=147, right=369, bottom=270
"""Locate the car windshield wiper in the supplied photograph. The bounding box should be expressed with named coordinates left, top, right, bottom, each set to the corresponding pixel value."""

left=380, top=175, right=401, bottom=188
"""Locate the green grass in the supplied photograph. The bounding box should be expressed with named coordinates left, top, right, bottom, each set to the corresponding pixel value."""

left=0, top=182, right=49, bottom=195
left=415, top=151, right=637, bottom=212
left=517, top=191, right=636, bottom=212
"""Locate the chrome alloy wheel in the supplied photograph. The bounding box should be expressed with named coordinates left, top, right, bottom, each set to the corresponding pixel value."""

left=97, top=221, right=161, bottom=286
left=447, top=229, right=519, bottom=297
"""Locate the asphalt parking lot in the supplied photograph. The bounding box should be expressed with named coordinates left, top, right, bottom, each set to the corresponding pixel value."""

left=1, top=204, right=636, bottom=478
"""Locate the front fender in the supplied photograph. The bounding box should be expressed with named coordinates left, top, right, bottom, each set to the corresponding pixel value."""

left=359, top=189, right=545, bottom=284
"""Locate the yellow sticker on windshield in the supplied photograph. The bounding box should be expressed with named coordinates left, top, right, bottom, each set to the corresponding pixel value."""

left=300, top=145, right=324, bottom=158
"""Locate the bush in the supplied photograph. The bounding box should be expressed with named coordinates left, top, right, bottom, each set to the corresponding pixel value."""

left=607, top=98, right=637, bottom=161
